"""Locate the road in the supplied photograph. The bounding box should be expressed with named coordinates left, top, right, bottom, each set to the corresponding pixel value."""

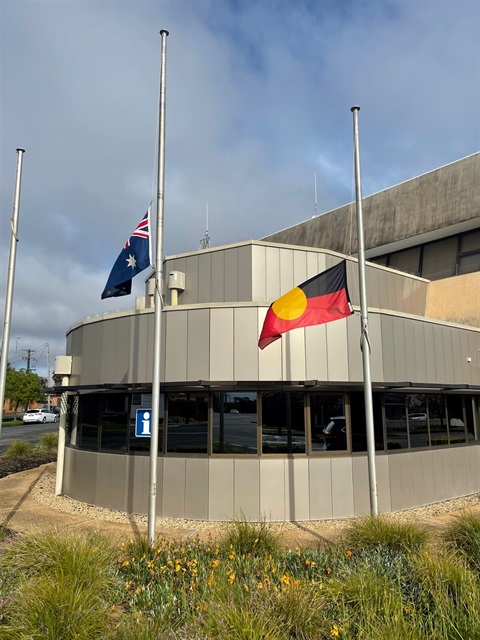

left=0, top=422, right=58, bottom=454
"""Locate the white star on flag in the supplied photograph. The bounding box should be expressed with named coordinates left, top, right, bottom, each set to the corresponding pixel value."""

left=126, top=254, right=137, bottom=269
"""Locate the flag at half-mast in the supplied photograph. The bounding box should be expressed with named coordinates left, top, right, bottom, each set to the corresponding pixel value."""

left=258, top=260, right=353, bottom=349
left=101, top=209, right=152, bottom=299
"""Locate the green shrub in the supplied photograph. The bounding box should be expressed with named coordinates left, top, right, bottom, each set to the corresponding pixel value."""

left=342, top=515, right=428, bottom=554
left=3, top=440, right=34, bottom=459
left=220, top=517, right=283, bottom=558
left=36, top=431, right=58, bottom=453
left=441, top=511, right=480, bottom=575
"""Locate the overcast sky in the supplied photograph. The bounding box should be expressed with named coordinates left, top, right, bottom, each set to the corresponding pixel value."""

left=1, top=0, right=479, bottom=380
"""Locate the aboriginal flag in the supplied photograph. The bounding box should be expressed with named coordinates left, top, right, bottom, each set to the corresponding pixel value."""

left=258, top=260, right=353, bottom=350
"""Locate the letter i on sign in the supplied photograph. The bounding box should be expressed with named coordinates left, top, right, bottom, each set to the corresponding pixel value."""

left=135, top=409, right=152, bottom=437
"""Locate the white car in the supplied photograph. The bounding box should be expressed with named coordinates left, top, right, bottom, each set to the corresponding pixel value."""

left=23, top=408, right=58, bottom=424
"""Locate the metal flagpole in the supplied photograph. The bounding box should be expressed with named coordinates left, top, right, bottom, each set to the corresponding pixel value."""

left=350, top=107, right=378, bottom=516
left=0, top=148, right=25, bottom=438
left=148, top=29, right=169, bottom=544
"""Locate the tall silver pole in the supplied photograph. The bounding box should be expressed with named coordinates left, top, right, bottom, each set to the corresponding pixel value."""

left=0, top=149, right=25, bottom=437
left=350, top=107, right=378, bottom=516
left=148, top=29, right=169, bottom=544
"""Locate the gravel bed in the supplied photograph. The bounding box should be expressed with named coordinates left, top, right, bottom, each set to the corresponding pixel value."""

left=31, top=469, right=480, bottom=535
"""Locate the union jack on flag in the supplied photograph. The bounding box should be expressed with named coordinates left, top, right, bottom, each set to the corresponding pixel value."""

left=124, top=209, right=150, bottom=248
left=101, top=207, right=152, bottom=299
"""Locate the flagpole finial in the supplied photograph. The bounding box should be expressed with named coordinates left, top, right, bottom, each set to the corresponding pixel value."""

left=160, top=29, right=169, bottom=36
left=350, top=106, right=360, bottom=112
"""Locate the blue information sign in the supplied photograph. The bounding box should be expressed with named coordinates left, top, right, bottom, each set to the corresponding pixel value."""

left=135, top=409, right=152, bottom=437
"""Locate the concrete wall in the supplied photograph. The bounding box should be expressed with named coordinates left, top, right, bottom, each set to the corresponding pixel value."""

left=62, top=445, right=480, bottom=521
left=262, top=153, right=480, bottom=255
left=427, top=272, right=480, bottom=328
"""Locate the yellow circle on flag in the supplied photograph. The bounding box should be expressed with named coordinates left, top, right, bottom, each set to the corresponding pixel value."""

left=272, top=287, right=307, bottom=320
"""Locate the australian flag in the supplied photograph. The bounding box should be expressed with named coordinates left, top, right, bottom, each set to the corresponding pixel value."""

left=101, top=209, right=152, bottom=299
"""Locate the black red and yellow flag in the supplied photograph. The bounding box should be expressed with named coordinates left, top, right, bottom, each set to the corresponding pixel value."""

left=258, top=260, right=353, bottom=350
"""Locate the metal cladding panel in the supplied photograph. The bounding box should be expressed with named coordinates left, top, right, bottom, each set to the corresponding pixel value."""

left=285, top=458, right=310, bottom=521
left=388, top=451, right=416, bottom=512
left=64, top=449, right=97, bottom=504
left=210, top=308, right=234, bottom=381
left=308, top=458, right=333, bottom=519
left=403, top=321, right=417, bottom=382
left=346, top=260, right=360, bottom=308
left=305, top=324, right=328, bottom=381
left=381, top=315, right=396, bottom=381
left=182, top=254, right=199, bottom=305
left=451, top=329, right=464, bottom=384
left=95, top=454, right=127, bottom=511
left=442, top=327, right=455, bottom=384
left=279, top=249, right=295, bottom=294
left=197, top=252, right=212, bottom=303
left=234, top=307, right=259, bottom=381
left=283, top=329, right=306, bottom=382
left=125, top=454, right=150, bottom=514
left=375, top=455, right=393, bottom=514
left=412, top=450, right=436, bottom=506
left=100, top=316, right=131, bottom=383
left=432, top=323, right=446, bottom=384
left=164, top=310, right=188, bottom=382
left=465, top=331, right=479, bottom=385
left=392, top=317, right=407, bottom=382
left=265, top=246, right=281, bottom=301
left=208, top=459, right=235, bottom=521
left=369, top=314, right=384, bottom=382
left=211, top=251, right=225, bottom=302
left=258, top=308, right=283, bottom=381
left=326, top=319, right=349, bottom=382
left=187, top=308, right=210, bottom=381
left=424, top=323, right=437, bottom=381
left=80, top=323, right=104, bottom=385
left=431, top=449, right=447, bottom=501
left=260, top=460, right=286, bottom=521
left=413, top=321, right=428, bottom=382
left=293, top=250, right=308, bottom=287
left=162, top=458, right=186, bottom=518
left=234, top=459, right=260, bottom=521
left=251, top=244, right=267, bottom=301
left=347, top=315, right=363, bottom=382
left=132, top=312, right=153, bottom=384
left=237, top=245, right=253, bottom=301
left=224, top=249, right=238, bottom=302
left=331, top=457, right=355, bottom=518
left=351, top=456, right=370, bottom=516
left=185, top=459, right=209, bottom=520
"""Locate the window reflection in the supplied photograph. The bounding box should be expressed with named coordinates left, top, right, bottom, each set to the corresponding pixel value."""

left=407, top=394, right=429, bottom=449
left=350, top=393, right=384, bottom=452
left=261, top=392, right=305, bottom=454
left=167, top=393, right=208, bottom=453
left=78, top=394, right=100, bottom=450
left=310, top=394, right=346, bottom=452
left=428, top=395, right=448, bottom=446
left=100, top=394, right=128, bottom=451
left=446, top=396, right=466, bottom=444
left=384, top=394, right=408, bottom=450
left=213, top=393, right=258, bottom=454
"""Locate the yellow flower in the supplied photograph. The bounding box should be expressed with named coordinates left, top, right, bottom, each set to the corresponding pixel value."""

left=281, top=573, right=291, bottom=585
left=257, top=582, right=263, bottom=590
left=207, top=572, right=215, bottom=587
left=122, top=560, right=130, bottom=567
left=228, top=572, right=236, bottom=585
left=404, top=605, right=412, bottom=615
left=305, top=559, right=311, bottom=566
left=147, top=560, right=154, bottom=569
left=330, top=624, right=340, bottom=637
left=211, top=559, right=219, bottom=570
left=346, top=550, right=352, bottom=558
left=326, top=567, right=332, bottom=574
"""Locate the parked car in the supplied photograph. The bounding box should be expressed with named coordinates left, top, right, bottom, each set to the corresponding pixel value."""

left=322, top=416, right=347, bottom=451
left=22, top=408, right=57, bottom=424
left=408, top=413, right=427, bottom=421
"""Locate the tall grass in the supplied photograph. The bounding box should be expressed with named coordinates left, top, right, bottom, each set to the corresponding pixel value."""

left=3, top=440, right=34, bottom=459
left=441, top=511, right=480, bottom=575
left=1, top=516, right=480, bottom=639
left=37, top=431, right=58, bottom=453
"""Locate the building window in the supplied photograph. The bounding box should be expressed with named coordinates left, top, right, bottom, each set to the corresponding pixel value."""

left=261, top=392, right=305, bottom=454
left=350, top=392, right=384, bottom=452
left=166, top=392, right=208, bottom=453
left=421, top=237, right=458, bottom=280
left=384, top=393, right=408, bottom=450
left=100, top=394, right=129, bottom=452
left=78, top=394, right=100, bottom=450
left=427, top=395, right=448, bottom=446
left=213, top=392, right=258, bottom=454
left=458, top=230, right=480, bottom=275
left=388, top=247, right=421, bottom=276
left=446, top=396, right=466, bottom=444
left=407, top=394, right=428, bottom=448
left=310, top=394, right=346, bottom=452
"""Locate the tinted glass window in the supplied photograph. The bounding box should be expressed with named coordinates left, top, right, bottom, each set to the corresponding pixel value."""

left=213, top=392, right=258, bottom=454
left=100, top=394, right=128, bottom=452
left=350, top=392, right=384, bottom=452
left=384, top=393, right=408, bottom=450
left=78, top=394, right=100, bottom=450
left=261, top=392, right=305, bottom=454
left=428, top=395, right=448, bottom=446
left=310, top=394, right=345, bottom=452
left=167, top=393, right=208, bottom=453
left=407, top=394, right=428, bottom=448
left=446, top=396, right=466, bottom=444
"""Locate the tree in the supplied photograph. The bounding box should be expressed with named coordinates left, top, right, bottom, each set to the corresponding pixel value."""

left=4, top=368, right=47, bottom=414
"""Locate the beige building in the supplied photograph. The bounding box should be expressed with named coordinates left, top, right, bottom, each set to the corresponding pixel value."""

left=55, top=154, right=480, bottom=522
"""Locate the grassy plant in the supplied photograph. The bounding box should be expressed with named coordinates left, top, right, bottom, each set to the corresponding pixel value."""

left=220, top=517, right=283, bottom=558
left=36, top=431, right=58, bottom=453
left=200, top=599, right=287, bottom=639
left=2, top=529, right=120, bottom=596
left=2, top=440, right=34, bottom=459
left=342, top=515, right=428, bottom=554
left=2, top=574, right=112, bottom=639
left=412, top=549, right=480, bottom=639
left=441, top=511, right=480, bottom=575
